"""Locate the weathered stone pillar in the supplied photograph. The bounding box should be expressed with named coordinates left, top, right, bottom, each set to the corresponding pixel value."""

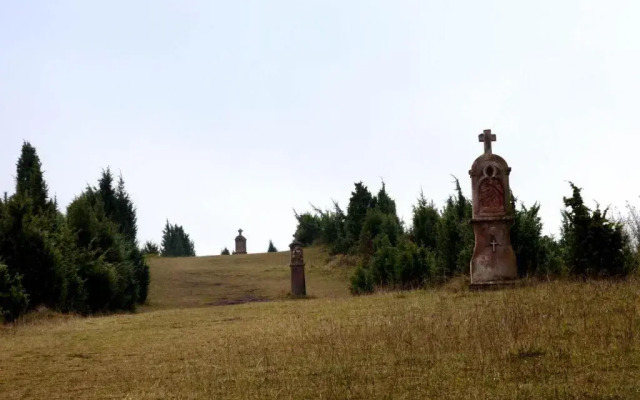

left=234, top=229, right=247, bottom=255
left=289, top=239, right=306, bottom=296
left=469, top=129, right=517, bottom=288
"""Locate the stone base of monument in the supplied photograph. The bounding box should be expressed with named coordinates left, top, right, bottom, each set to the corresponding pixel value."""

left=469, top=280, right=518, bottom=291
left=469, top=217, right=518, bottom=288
left=290, top=265, right=306, bottom=297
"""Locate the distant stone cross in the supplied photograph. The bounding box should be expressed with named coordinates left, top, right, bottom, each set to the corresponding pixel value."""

left=478, top=129, right=497, bottom=155
left=489, top=236, right=500, bottom=253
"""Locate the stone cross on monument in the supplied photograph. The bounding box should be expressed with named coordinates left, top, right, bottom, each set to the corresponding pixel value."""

left=468, top=129, right=517, bottom=288
left=479, top=129, right=496, bottom=154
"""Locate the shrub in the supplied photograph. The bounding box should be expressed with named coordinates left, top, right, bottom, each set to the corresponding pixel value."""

left=349, top=265, right=373, bottom=294
left=0, top=263, right=29, bottom=323
left=561, top=182, right=635, bottom=276
left=141, top=241, right=160, bottom=256
left=293, top=211, right=321, bottom=246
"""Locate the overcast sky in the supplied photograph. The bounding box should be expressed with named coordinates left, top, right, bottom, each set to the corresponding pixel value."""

left=1, top=1, right=639, bottom=255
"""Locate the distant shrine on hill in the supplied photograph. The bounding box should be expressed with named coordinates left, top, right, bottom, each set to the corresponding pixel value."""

left=233, top=229, right=247, bottom=255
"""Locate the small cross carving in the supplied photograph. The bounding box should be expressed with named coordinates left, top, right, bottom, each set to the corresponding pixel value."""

left=478, top=129, right=496, bottom=155
left=488, top=235, right=500, bottom=253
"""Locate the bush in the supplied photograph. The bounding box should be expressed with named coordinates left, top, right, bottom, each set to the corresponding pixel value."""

left=435, top=178, right=473, bottom=278
left=293, top=211, right=322, bottom=246
left=411, top=191, right=440, bottom=251
left=0, top=195, right=61, bottom=307
left=561, top=182, right=635, bottom=277
left=220, top=247, right=230, bottom=255
left=0, top=263, right=29, bottom=323
left=141, top=241, right=160, bottom=256
left=349, top=265, right=373, bottom=294
left=395, top=241, right=436, bottom=289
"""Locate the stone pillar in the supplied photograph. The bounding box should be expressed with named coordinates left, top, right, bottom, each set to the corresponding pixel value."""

left=289, top=239, right=306, bottom=296
left=234, top=229, right=247, bottom=255
left=469, top=130, right=517, bottom=288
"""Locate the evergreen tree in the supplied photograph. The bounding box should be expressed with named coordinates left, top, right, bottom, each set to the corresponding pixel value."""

left=0, top=143, right=60, bottom=307
left=97, top=168, right=117, bottom=220
left=411, top=190, right=440, bottom=250
left=15, top=141, right=50, bottom=212
left=293, top=211, right=322, bottom=246
left=115, top=174, right=138, bottom=244
left=376, top=181, right=397, bottom=216
left=87, top=169, right=149, bottom=303
left=267, top=240, right=278, bottom=252
left=435, top=178, right=473, bottom=278
left=0, top=263, right=29, bottom=323
left=161, top=221, right=196, bottom=257
left=561, top=182, right=633, bottom=276
left=141, top=241, right=160, bottom=255
left=345, top=182, right=374, bottom=249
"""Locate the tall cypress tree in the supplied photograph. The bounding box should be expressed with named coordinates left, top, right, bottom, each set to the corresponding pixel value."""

left=15, top=141, right=50, bottom=212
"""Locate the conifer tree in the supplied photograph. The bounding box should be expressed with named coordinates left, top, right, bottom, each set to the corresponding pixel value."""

left=345, top=182, right=374, bottom=248
left=411, top=190, right=440, bottom=251
left=561, top=182, right=633, bottom=276
left=161, top=221, right=196, bottom=257
left=97, top=168, right=117, bottom=219
left=435, top=178, right=473, bottom=277
left=141, top=241, right=160, bottom=255
left=115, top=174, right=138, bottom=244
left=15, top=141, right=50, bottom=212
left=267, top=240, right=277, bottom=252
left=1, top=143, right=60, bottom=307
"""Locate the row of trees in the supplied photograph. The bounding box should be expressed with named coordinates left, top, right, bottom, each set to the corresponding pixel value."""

left=293, top=180, right=639, bottom=294
left=0, top=143, right=150, bottom=322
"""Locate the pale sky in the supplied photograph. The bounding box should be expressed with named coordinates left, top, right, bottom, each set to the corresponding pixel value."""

left=1, top=1, right=639, bottom=255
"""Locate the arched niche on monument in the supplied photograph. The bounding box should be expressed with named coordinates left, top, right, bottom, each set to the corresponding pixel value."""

left=469, top=155, right=512, bottom=219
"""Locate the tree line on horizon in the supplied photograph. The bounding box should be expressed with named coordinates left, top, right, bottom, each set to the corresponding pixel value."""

left=293, top=180, right=640, bottom=294
left=0, top=142, right=150, bottom=323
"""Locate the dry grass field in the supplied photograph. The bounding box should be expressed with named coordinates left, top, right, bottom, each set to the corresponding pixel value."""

left=1, top=249, right=640, bottom=399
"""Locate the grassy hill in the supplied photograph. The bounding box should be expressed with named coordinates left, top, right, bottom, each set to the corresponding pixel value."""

left=1, top=249, right=639, bottom=399
left=143, top=247, right=354, bottom=310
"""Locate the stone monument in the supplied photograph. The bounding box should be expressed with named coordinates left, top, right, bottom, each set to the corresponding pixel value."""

left=469, top=129, right=517, bottom=287
left=234, top=229, right=247, bottom=255
left=289, top=239, right=306, bottom=296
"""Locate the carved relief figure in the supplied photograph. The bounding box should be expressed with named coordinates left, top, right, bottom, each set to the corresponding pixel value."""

left=478, top=164, right=505, bottom=213
left=291, top=247, right=304, bottom=265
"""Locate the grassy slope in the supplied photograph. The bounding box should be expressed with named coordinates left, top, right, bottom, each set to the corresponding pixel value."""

left=1, top=250, right=640, bottom=399
left=143, top=248, right=352, bottom=310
